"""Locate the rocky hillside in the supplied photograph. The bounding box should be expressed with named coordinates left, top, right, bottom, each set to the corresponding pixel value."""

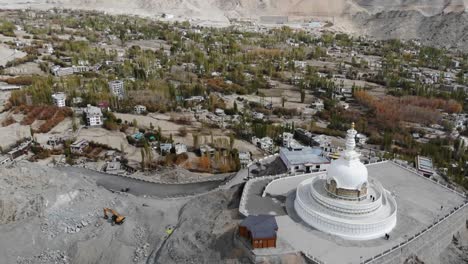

left=1, top=0, right=468, bottom=49
left=2, top=0, right=464, bottom=16
left=353, top=9, right=468, bottom=51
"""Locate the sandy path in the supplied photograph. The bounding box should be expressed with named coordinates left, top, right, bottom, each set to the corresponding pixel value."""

left=0, top=44, right=26, bottom=66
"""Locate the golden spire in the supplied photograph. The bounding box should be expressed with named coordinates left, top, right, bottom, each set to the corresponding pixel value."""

left=351, top=122, right=355, bottom=130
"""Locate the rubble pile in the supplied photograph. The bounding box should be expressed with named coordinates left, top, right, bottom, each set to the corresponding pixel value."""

left=16, top=249, right=69, bottom=264
left=0, top=164, right=53, bottom=224
left=0, top=161, right=249, bottom=264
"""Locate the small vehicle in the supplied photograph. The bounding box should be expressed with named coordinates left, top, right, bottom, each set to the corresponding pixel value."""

left=103, top=208, right=126, bottom=225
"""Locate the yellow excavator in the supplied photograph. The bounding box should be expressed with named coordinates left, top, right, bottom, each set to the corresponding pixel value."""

left=103, top=208, right=126, bottom=225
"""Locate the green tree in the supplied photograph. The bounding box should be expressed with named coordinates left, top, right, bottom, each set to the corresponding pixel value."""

left=300, top=88, right=305, bottom=103
left=140, top=148, right=145, bottom=170
left=229, top=134, right=235, bottom=150
left=193, top=133, right=199, bottom=148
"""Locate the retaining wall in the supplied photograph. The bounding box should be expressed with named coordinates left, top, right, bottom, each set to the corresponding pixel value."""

left=370, top=203, right=468, bottom=264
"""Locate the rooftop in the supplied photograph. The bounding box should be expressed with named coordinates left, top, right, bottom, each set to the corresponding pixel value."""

left=417, top=156, right=434, bottom=173
left=280, top=147, right=329, bottom=165
left=240, top=215, right=278, bottom=239
left=85, top=105, right=103, bottom=116
left=71, top=139, right=88, bottom=148
left=52, top=92, right=66, bottom=100
left=109, top=80, right=123, bottom=85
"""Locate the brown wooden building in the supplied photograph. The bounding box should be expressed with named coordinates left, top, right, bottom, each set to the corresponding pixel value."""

left=239, top=215, right=278, bottom=249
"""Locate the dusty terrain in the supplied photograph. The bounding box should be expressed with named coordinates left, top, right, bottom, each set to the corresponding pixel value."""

left=1, top=0, right=467, bottom=49
left=439, top=227, right=468, bottom=264
left=0, top=44, right=27, bottom=67
left=0, top=161, right=248, bottom=264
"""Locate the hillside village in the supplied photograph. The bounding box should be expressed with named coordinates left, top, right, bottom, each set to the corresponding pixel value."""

left=0, top=7, right=468, bottom=264
left=0, top=9, right=467, bottom=188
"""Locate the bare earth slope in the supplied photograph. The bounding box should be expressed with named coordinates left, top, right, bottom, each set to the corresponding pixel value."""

left=353, top=10, right=468, bottom=51
left=0, top=161, right=249, bottom=264
left=1, top=0, right=468, bottom=50
left=0, top=162, right=181, bottom=263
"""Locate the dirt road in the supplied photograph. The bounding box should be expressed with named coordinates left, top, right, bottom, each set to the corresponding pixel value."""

left=57, top=166, right=227, bottom=198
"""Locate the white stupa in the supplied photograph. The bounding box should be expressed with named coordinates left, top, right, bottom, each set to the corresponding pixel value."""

left=294, top=123, right=397, bottom=240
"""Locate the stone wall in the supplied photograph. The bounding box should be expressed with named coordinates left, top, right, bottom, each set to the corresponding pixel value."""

left=370, top=204, right=468, bottom=264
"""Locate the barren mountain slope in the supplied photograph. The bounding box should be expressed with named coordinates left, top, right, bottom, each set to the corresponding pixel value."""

left=2, top=0, right=466, bottom=15
left=1, top=0, right=468, bottom=49
left=354, top=0, right=467, bottom=15
left=353, top=9, right=468, bottom=51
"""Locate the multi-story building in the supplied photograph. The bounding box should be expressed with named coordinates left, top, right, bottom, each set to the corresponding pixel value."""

left=84, top=104, right=103, bottom=126
left=51, top=93, right=66, bottom=107
left=108, top=80, right=125, bottom=99
left=238, top=151, right=252, bottom=168
left=51, top=66, right=74, bottom=77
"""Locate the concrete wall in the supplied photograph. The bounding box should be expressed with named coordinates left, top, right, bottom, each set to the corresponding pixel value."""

left=372, top=204, right=468, bottom=264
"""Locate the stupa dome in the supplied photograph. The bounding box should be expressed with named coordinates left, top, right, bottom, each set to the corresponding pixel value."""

left=294, top=123, right=397, bottom=240
left=327, top=157, right=368, bottom=190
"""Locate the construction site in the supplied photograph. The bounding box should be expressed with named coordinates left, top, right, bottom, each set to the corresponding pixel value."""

left=0, top=161, right=253, bottom=264
left=1, top=158, right=467, bottom=264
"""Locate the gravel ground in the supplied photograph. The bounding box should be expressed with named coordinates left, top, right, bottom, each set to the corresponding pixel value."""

left=0, top=161, right=250, bottom=264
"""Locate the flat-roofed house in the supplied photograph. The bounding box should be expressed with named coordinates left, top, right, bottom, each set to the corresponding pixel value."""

left=280, top=146, right=330, bottom=174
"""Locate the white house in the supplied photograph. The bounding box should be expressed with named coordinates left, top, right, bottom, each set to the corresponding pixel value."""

left=338, top=101, right=349, bottom=110
left=238, top=152, right=252, bottom=168
left=51, top=92, right=66, bottom=107
left=44, top=44, right=54, bottom=54
left=72, top=97, right=83, bottom=105
left=108, top=80, right=125, bottom=99
left=159, top=143, right=173, bottom=154
left=134, top=105, right=147, bottom=114
left=51, top=65, right=74, bottom=76
left=356, top=133, right=368, bottom=145
left=105, top=161, right=126, bottom=174
left=215, top=108, right=225, bottom=116
left=200, top=144, right=215, bottom=156
left=185, top=96, right=204, bottom=103
left=280, top=146, right=330, bottom=174
left=84, top=104, right=103, bottom=126
left=175, top=143, right=187, bottom=155
left=252, top=136, right=274, bottom=153
left=294, top=60, right=307, bottom=69
left=311, top=99, right=324, bottom=111
left=252, top=112, right=265, bottom=120
left=282, top=132, right=295, bottom=147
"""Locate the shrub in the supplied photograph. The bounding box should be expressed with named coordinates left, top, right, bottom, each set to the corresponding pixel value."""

left=178, top=127, right=188, bottom=137
left=1, top=117, right=16, bottom=127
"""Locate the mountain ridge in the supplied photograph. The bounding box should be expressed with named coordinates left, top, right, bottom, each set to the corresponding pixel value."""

left=1, top=0, right=467, bottom=50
